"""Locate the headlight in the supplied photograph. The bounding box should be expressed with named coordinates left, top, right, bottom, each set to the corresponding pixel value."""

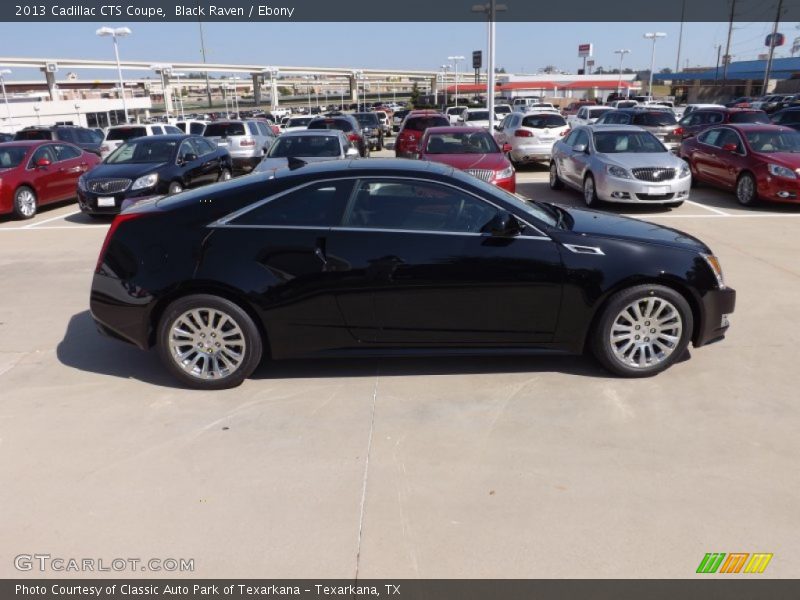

left=679, top=161, right=691, bottom=178
left=131, top=173, right=159, bottom=190
left=77, top=175, right=86, bottom=191
left=767, top=163, right=797, bottom=179
left=606, top=164, right=631, bottom=179
left=496, top=165, right=514, bottom=179
left=702, top=253, right=725, bottom=289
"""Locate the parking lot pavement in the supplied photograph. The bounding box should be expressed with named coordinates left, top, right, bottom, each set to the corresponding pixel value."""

left=1, top=166, right=799, bottom=578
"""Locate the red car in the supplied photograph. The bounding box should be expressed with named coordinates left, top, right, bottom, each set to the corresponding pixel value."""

left=417, top=126, right=516, bottom=192
left=395, top=110, right=450, bottom=158
left=680, top=123, right=800, bottom=205
left=0, top=140, right=100, bottom=219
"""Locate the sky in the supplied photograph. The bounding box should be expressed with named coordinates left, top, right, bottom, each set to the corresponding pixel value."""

left=1, top=20, right=799, bottom=81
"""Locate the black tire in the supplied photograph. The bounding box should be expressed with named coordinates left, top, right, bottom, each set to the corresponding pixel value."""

left=157, top=294, right=263, bottom=390
left=583, top=173, right=600, bottom=208
left=13, top=186, right=37, bottom=220
left=218, top=168, right=232, bottom=183
left=168, top=181, right=184, bottom=195
left=735, top=172, right=758, bottom=207
left=591, top=284, right=693, bottom=378
left=549, top=161, right=564, bottom=190
left=376, top=138, right=383, bottom=151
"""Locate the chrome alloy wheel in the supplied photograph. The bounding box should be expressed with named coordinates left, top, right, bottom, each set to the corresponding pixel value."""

left=609, top=296, right=683, bottom=369
left=168, top=308, right=247, bottom=380
left=16, top=189, right=36, bottom=217
left=584, top=176, right=595, bottom=205
left=736, top=175, right=755, bottom=204
left=549, top=162, right=558, bottom=186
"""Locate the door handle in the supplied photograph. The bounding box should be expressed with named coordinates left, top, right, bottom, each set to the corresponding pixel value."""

left=314, top=237, right=328, bottom=269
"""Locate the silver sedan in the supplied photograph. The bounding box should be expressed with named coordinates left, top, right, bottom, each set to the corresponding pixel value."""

left=549, top=124, right=692, bottom=208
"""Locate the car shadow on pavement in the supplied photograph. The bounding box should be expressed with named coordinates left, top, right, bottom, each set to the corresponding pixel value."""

left=57, top=311, right=177, bottom=388
left=58, top=311, right=611, bottom=388
left=64, top=212, right=112, bottom=224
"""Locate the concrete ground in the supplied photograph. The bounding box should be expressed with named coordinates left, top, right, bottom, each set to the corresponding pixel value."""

left=1, top=150, right=798, bottom=579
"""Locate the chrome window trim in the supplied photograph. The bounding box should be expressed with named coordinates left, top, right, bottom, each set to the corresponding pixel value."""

left=211, top=175, right=552, bottom=238
left=563, top=243, right=605, bottom=255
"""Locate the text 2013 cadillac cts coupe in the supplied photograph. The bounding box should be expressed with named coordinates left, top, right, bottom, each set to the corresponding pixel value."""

left=90, top=159, right=735, bottom=389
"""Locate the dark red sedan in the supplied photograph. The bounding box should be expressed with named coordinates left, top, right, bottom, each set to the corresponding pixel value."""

left=680, top=124, right=800, bottom=205
left=416, top=126, right=516, bottom=193
left=0, top=140, right=100, bottom=219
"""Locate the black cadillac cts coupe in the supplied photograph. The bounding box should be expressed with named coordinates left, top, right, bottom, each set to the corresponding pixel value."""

left=90, top=159, right=735, bottom=389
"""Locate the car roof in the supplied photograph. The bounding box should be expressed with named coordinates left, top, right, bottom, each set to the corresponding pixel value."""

left=587, top=124, right=647, bottom=132
left=0, top=140, right=52, bottom=148
left=129, top=134, right=192, bottom=141
left=424, top=126, right=492, bottom=134
left=717, top=123, right=795, bottom=133
left=266, top=157, right=454, bottom=181
left=279, top=129, right=342, bottom=137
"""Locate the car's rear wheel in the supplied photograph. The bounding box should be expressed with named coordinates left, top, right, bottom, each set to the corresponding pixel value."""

left=591, top=284, right=693, bottom=378
left=218, top=168, right=232, bottom=182
left=583, top=174, right=600, bottom=207
left=157, top=294, right=263, bottom=390
left=736, top=172, right=758, bottom=206
left=549, top=161, right=564, bottom=189
left=13, top=186, right=37, bottom=220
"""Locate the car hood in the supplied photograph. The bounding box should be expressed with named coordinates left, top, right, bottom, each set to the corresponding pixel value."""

left=599, top=152, right=683, bottom=169
left=754, top=152, right=800, bottom=167
left=86, top=162, right=168, bottom=180
left=255, top=156, right=341, bottom=172
left=423, top=153, right=508, bottom=171
left=561, top=205, right=709, bottom=252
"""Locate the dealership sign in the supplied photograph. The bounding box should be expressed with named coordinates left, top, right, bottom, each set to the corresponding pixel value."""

left=578, top=43, right=593, bottom=57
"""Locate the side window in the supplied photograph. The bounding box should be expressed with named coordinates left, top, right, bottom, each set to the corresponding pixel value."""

left=232, top=180, right=354, bottom=227
left=699, top=128, right=723, bottom=147
left=247, top=122, right=260, bottom=135
left=256, top=122, right=270, bottom=136
left=563, top=129, right=579, bottom=145
left=52, top=144, right=81, bottom=161
left=345, top=179, right=498, bottom=233
left=56, top=129, right=74, bottom=142
left=178, top=140, right=196, bottom=162
left=189, top=123, right=206, bottom=135
left=28, top=145, right=57, bottom=167
left=193, top=137, right=216, bottom=156
left=716, top=129, right=744, bottom=153
left=617, top=113, right=632, bottom=124
left=571, top=129, right=589, bottom=148
left=151, top=126, right=164, bottom=135
left=707, top=112, right=724, bottom=124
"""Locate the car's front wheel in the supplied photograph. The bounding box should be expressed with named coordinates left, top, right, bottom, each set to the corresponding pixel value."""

left=549, top=161, right=564, bottom=190
left=157, top=294, right=263, bottom=390
left=218, top=168, right=232, bottom=182
left=591, top=284, right=693, bottom=377
left=168, top=181, right=184, bottom=195
left=583, top=174, right=600, bottom=207
left=736, top=172, right=758, bottom=206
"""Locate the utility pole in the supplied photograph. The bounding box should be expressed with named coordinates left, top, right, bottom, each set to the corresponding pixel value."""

left=198, top=17, right=213, bottom=108
left=762, top=0, right=784, bottom=95
left=723, top=0, right=737, bottom=81
left=715, top=44, right=722, bottom=83
left=675, top=0, right=686, bottom=73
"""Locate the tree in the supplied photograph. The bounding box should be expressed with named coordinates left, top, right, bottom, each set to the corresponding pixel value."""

left=660, top=67, right=673, bottom=74
left=495, top=66, right=507, bottom=74
left=409, top=82, right=420, bottom=108
left=542, top=65, right=557, bottom=74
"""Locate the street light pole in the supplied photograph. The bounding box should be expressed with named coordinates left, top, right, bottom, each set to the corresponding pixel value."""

left=173, top=72, right=186, bottom=120
left=644, top=32, right=667, bottom=98
left=0, top=69, right=13, bottom=131
left=614, top=49, right=630, bottom=96
left=448, top=55, right=465, bottom=106
left=96, top=26, right=132, bottom=123
left=472, top=1, right=507, bottom=123
left=440, top=65, right=450, bottom=107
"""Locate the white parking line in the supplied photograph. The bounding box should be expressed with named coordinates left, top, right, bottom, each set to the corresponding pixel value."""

left=21, top=209, right=82, bottom=229
left=684, top=200, right=730, bottom=216
left=0, top=224, right=107, bottom=231
left=623, top=213, right=800, bottom=219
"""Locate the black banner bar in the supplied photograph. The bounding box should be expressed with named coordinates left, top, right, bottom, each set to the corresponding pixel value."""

left=2, top=0, right=800, bottom=22
left=4, top=579, right=800, bottom=600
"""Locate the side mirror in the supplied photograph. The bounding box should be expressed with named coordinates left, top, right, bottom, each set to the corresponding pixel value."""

left=345, top=147, right=359, bottom=158
left=722, top=143, right=738, bottom=153
left=36, top=158, right=51, bottom=168
left=573, top=143, right=588, bottom=154
left=501, top=143, right=512, bottom=153
left=457, top=117, right=465, bottom=123
left=183, top=152, right=198, bottom=163
left=494, top=124, right=503, bottom=132
left=482, top=210, right=522, bottom=237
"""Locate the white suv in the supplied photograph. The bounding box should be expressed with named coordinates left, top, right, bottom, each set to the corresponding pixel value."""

left=101, top=123, right=182, bottom=159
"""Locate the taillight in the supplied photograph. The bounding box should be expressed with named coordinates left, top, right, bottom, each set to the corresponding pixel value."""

left=95, top=212, right=149, bottom=273
left=347, top=133, right=360, bottom=142
left=674, top=127, right=684, bottom=136
left=240, top=138, right=256, bottom=147
left=560, top=129, right=568, bottom=136
left=515, top=130, right=533, bottom=137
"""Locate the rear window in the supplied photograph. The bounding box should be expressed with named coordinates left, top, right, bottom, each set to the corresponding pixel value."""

left=354, top=113, right=379, bottom=126
left=632, top=112, right=677, bottom=127
left=404, top=116, right=449, bottom=131
left=204, top=123, right=246, bottom=137
left=521, top=114, right=567, bottom=128
left=730, top=111, right=770, bottom=124
left=14, top=130, right=52, bottom=141
left=106, top=127, right=147, bottom=141
left=308, top=118, right=354, bottom=133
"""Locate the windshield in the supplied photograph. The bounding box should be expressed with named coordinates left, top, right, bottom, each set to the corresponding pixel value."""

left=589, top=108, right=613, bottom=118
left=105, top=139, right=178, bottom=164
left=354, top=113, right=379, bottom=126
left=287, top=117, right=314, bottom=127
left=425, top=131, right=499, bottom=154
left=14, top=130, right=51, bottom=141
left=467, top=111, right=490, bottom=121
left=308, top=118, right=354, bottom=132
left=730, top=111, right=770, bottom=124
left=106, top=127, right=147, bottom=141
left=204, top=123, right=246, bottom=137
left=632, top=112, right=677, bottom=127
left=0, top=146, right=28, bottom=168
left=495, top=106, right=511, bottom=114
left=744, top=130, right=800, bottom=153
left=268, top=135, right=341, bottom=157
left=593, top=131, right=667, bottom=153
left=522, top=114, right=567, bottom=128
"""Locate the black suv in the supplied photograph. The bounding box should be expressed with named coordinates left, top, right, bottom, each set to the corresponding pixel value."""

left=14, top=126, right=103, bottom=156
left=353, top=112, right=384, bottom=151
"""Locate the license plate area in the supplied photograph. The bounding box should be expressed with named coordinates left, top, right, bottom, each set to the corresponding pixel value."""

left=97, top=197, right=115, bottom=207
